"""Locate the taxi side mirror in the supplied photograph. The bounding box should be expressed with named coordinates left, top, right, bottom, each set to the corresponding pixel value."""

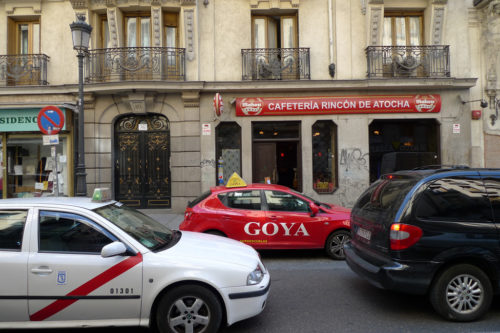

left=101, top=241, right=127, bottom=258
left=309, top=202, right=320, bottom=217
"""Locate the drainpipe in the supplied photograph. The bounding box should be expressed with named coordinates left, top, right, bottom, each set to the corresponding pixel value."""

left=328, top=0, right=335, bottom=78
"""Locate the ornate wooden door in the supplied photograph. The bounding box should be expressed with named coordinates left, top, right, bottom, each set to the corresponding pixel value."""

left=114, top=114, right=171, bottom=208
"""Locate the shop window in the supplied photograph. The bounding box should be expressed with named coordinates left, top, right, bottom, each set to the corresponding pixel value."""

left=312, top=121, right=337, bottom=194
left=383, top=12, right=423, bottom=46
left=6, top=137, right=69, bottom=198
left=216, top=122, right=241, bottom=185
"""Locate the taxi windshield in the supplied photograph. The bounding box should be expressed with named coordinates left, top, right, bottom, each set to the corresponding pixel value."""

left=94, top=203, right=174, bottom=251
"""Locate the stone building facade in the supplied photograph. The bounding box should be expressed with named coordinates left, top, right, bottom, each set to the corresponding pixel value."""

left=0, top=0, right=496, bottom=212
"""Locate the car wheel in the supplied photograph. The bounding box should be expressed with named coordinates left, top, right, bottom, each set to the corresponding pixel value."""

left=204, top=230, right=226, bottom=237
left=429, top=264, right=492, bottom=322
left=325, top=230, right=351, bottom=260
left=156, top=284, right=222, bottom=333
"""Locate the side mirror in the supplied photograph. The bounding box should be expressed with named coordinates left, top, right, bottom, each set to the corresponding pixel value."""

left=309, top=202, right=320, bottom=217
left=101, top=241, right=127, bottom=258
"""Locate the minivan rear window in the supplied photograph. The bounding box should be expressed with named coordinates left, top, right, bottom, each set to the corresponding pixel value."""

left=352, top=177, right=418, bottom=224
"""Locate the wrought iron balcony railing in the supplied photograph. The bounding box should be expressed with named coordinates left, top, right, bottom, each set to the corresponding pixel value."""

left=242, top=48, right=310, bottom=80
left=0, top=54, right=49, bottom=86
left=366, top=45, right=450, bottom=78
left=86, top=47, right=186, bottom=82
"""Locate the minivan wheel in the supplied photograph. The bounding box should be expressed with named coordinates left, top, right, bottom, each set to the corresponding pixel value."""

left=156, top=284, right=222, bottom=333
left=325, top=230, right=351, bottom=260
left=429, top=264, right=492, bottom=322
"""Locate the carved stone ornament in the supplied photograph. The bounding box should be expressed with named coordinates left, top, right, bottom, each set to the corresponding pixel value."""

left=369, top=7, right=382, bottom=45
left=182, top=91, right=200, bottom=108
left=432, top=7, right=445, bottom=45
left=250, top=0, right=299, bottom=9
left=184, top=9, right=195, bottom=61
left=490, top=0, right=500, bottom=15
left=70, top=0, right=89, bottom=10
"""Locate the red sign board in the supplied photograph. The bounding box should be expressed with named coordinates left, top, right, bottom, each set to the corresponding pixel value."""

left=38, top=106, right=65, bottom=134
left=235, top=95, right=441, bottom=116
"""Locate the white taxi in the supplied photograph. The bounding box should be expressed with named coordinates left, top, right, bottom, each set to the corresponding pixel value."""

left=0, top=189, right=270, bottom=332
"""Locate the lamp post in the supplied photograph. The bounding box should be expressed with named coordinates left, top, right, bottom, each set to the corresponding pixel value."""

left=70, top=15, right=92, bottom=196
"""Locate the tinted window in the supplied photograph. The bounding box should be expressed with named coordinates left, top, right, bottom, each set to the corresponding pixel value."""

left=479, top=176, right=500, bottom=223
left=0, top=210, right=27, bottom=251
left=39, top=211, right=116, bottom=253
left=264, top=190, right=309, bottom=212
left=415, top=177, right=492, bottom=222
left=221, top=190, right=261, bottom=210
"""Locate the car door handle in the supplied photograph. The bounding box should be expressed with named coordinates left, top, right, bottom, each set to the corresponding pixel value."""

left=269, top=215, right=278, bottom=221
left=31, top=266, right=53, bottom=275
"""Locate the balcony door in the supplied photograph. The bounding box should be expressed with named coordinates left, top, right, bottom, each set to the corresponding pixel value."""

left=252, top=15, right=298, bottom=79
left=125, top=14, right=151, bottom=79
left=163, top=12, right=180, bottom=79
left=7, top=19, right=40, bottom=85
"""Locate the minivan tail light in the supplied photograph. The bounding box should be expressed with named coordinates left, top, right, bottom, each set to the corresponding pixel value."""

left=390, top=223, right=422, bottom=250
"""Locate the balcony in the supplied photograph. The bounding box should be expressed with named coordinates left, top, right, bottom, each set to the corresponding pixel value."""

left=241, top=48, right=310, bottom=80
left=0, top=54, right=49, bottom=86
left=366, top=45, right=450, bottom=78
left=86, top=47, right=186, bottom=83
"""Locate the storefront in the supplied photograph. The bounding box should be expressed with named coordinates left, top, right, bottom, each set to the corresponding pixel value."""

left=210, top=93, right=448, bottom=207
left=0, top=108, right=73, bottom=198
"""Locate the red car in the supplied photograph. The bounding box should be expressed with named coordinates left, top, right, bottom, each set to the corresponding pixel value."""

left=179, top=183, right=351, bottom=259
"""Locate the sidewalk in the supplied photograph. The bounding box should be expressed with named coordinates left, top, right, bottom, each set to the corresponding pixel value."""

left=139, top=209, right=184, bottom=230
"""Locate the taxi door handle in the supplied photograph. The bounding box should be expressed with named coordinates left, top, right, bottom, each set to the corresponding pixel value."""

left=31, top=266, right=53, bottom=275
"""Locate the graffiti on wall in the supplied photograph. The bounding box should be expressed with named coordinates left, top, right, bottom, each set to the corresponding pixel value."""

left=340, top=148, right=369, bottom=171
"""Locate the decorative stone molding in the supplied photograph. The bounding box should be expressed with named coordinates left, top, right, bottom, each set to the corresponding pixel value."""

left=432, top=7, right=445, bottom=44
left=6, top=0, right=42, bottom=14
left=152, top=6, right=162, bottom=47
left=70, top=0, right=89, bottom=10
left=181, top=0, right=196, bottom=5
left=369, top=7, right=383, bottom=45
left=432, top=0, right=448, bottom=4
left=250, top=0, right=299, bottom=9
left=107, top=8, right=119, bottom=48
left=127, top=93, right=147, bottom=114
left=490, top=0, right=500, bottom=14
left=182, top=91, right=200, bottom=108
left=184, top=9, right=195, bottom=61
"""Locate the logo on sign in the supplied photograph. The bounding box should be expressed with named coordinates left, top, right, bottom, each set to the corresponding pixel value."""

left=240, top=98, right=264, bottom=116
left=57, top=271, right=67, bottom=285
left=414, top=95, right=438, bottom=112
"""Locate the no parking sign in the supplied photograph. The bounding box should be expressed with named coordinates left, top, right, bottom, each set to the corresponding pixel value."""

left=38, top=106, right=65, bottom=135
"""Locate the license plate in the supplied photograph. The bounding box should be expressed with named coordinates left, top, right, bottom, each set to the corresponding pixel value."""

left=357, top=227, right=371, bottom=241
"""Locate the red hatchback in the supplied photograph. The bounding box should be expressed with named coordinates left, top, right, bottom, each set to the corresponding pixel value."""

left=180, top=183, right=351, bottom=259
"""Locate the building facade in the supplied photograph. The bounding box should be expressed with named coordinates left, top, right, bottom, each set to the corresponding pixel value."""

left=0, top=0, right=496, bottom=211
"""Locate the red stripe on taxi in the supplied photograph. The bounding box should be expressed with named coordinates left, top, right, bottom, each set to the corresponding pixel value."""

left=30, top=252, right=143, bottom=321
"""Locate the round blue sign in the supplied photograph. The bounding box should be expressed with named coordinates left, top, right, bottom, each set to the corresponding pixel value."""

left=37, top=106, right=65, bottom=135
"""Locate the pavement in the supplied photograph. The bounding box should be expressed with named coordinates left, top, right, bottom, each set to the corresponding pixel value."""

left=138, top=209, right=184, bottom=229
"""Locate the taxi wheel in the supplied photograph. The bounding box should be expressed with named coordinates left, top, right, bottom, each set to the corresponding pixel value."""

left=156, top=284, right=222, bottom=333
left=325, top=230, right=351, bottom=260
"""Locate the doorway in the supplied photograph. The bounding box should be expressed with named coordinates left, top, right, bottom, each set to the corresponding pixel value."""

left=369, top=119, right=440, bottom=182
left=252, top=121, right=301, bottom=191
left=114, top=114, right=171, bottom=208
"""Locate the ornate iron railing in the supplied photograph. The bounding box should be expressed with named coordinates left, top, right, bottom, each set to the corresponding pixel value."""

left=0, top=54, right=49, bottom=86
left=366, top=45, right=450, bottom=78
left=86, top=47, right=185, bottom=82
left=241, top=48, right=310, bottom=80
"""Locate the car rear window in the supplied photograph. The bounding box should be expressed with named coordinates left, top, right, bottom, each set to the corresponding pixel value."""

left=352, top=176, right=418, bottom=225
left=188, top=190, right=212, bottom=208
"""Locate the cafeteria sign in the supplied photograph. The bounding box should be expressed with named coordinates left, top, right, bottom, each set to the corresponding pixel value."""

left=235, top=95, right=441, bottom=116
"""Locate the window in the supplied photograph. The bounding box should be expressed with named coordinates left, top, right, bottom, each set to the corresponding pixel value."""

left=126, top=14, right=151, bottom=47
left=252, top=15, right=297, bottom=49
left=99, top=15, right=109, bottom=48
left=39, top=211, right=116, bottom=253
left=312, top=121, right=337, bottom=194
left=216, top=122, right=241, bottom=185
left=264, top=190, right=309, bottom=212
left=219, top=190, right=261, bottom=210
left=164, top=12, right=178, bottom=48
left=383, top=12, right=423, bottom=46
left=0, top=210, right=27, bottom=250
left=415, top=178, right=492, bottom=222
left=14, top=21, right=40, bottom=54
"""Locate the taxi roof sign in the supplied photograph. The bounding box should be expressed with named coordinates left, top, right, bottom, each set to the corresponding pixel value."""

left=92, top=188, right=112, bottom=202
left=225, top=172, right=247, bottom=188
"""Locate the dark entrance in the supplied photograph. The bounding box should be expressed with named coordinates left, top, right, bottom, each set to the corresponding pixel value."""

left=114, top=114, right=171, bottom=208
left=369, top=119, right=440, bottom=182
left=252, top=121, right=301, bottom=191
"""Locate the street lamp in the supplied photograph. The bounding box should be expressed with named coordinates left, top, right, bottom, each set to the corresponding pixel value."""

left=70, top=15, right=92, bottom=196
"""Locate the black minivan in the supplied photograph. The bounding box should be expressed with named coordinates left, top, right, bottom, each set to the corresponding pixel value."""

left=345, top=167, right=500, bottom=322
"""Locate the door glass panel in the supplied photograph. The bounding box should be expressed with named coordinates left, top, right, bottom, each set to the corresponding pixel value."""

left=127, top=18, right=137, bottom=47
left=409, top=17, right=421, bottom=46
left=282, top=18, right=295, bottom=48
left=141, top=18, right=150, bottom=47
left=395, top=17, right=406, bottom=46
left=216, top=122, right=241, bottom=185
left=254, top=18, right=266, bottom=48
left=166, top=26, right=176, bottom=48
left=19, top=24, right=29, bottom=54
left=268, top=18, right=278, bottom=49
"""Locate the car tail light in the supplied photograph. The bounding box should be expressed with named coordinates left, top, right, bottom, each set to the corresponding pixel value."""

left=184, top=211, right=193, bottom=221
left=390, top=223, right=422, bottom=250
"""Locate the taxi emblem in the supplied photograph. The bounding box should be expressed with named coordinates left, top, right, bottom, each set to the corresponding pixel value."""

left=225, top=172, right=247, bottom=188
